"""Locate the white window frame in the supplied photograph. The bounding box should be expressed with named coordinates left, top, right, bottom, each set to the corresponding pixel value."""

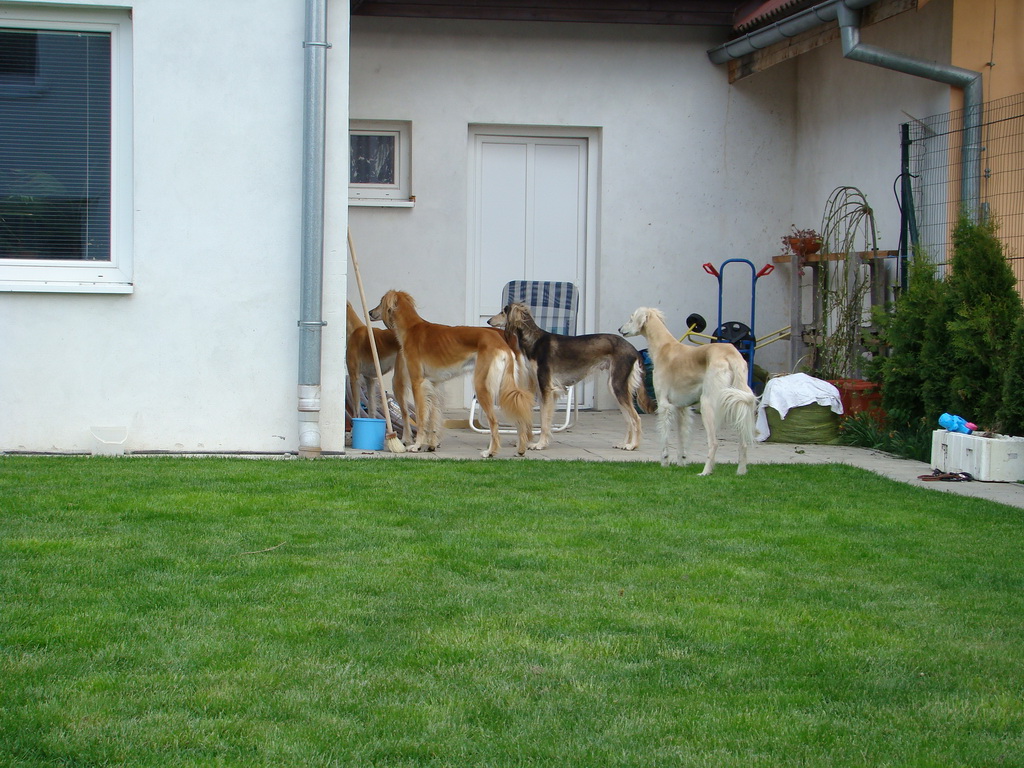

left=348, top=119, right=413, bottom=208
left=0, top=5, right=133, bottom=294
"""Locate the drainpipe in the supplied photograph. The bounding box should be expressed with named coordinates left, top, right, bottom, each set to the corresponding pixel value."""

left=707, top=0, right=983, bottom=217
left=297, top=0, right=329, bottom=457
left=835, top=3, right=983, bottom=219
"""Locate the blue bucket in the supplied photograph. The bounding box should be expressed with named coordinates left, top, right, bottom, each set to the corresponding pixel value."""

left=351, top=417, right=386, bottom=450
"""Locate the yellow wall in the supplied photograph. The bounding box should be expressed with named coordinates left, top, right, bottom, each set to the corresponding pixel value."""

left=952, top=0, right=1024, bottom=290
left=952, top=0, right=1023, bottom=102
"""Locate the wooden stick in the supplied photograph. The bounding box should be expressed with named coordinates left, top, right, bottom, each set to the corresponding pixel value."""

left=347, top=229, right=406, bottom=453
left=235, top=542, right=286, bottom=556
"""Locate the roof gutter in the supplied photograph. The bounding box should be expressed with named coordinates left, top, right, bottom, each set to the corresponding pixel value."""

left=707, top=0, right=876, bottom=64
left=707, top=0, right=983, bottom=217
left=297, top=0, right=329, bottom=457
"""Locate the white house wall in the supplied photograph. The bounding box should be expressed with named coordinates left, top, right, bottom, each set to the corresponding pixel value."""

left=349, top=18, right=800, bottom=409
left=0, top=0, right=957, bottom=453
left=0, top=0, right=350, bottom=453
left=792, top=0, right=952, bottom=247
left=780, top=0, right=952, bottom=372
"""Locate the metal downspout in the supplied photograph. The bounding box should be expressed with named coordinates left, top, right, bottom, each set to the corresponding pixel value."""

left=835, top=3, right=983, bottom=219
left=707, top=0, right=984, bottom=218
left=297, top=0, right=329, bottom=457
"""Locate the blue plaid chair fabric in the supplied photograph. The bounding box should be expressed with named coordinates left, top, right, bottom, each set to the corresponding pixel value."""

left=501, top=281, right=579, bottom=336
left=470, top=280, right=581, bottom=435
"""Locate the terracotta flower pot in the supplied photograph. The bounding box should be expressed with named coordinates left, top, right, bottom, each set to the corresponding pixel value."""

left=829, top=378, right=884, bottom=422
left=786, top=236, right=822, bottom=257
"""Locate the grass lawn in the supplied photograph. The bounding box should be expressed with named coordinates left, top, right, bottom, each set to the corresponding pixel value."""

left=1, top=457, right=1023, bottom=767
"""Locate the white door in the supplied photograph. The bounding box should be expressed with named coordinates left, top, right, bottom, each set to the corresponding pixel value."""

left=468, top=129, right=596, bottom=405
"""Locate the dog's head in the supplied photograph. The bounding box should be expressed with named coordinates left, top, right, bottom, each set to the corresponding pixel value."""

left=619, top=307, right=662, bottom=338
left=486, top=304, right=511, bottom=329
left=487, top=302, right=532, bottom=331
left=368, top=289, right=409, bottom=330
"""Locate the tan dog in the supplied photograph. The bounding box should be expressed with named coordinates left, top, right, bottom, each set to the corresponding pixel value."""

left=346, top=301, right=401, bottom=419
left=369, top=290, right=533, bottom=458
left=488, top=302, right=654, bottom=451
left=619, top=307, right=756, bottom=475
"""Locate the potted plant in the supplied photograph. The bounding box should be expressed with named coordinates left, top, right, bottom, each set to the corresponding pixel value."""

left=780, top=226, right=822, bottom=257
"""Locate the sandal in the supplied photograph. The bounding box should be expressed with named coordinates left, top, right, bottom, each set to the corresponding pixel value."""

left=918, top=469, right=974, bottom=482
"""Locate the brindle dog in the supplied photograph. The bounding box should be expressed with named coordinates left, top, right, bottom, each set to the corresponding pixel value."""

left=488, top=302, right=654, bottom=451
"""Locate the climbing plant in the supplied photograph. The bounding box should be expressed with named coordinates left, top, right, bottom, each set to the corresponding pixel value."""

left=813, top=186, right=877, bottom=380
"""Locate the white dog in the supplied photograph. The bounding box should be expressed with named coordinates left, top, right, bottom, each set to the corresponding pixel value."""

left=619, top=307, right=757, bottom=475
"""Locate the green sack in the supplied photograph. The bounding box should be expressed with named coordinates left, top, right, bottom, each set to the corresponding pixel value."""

left=765, top=404, right=840, bottom=444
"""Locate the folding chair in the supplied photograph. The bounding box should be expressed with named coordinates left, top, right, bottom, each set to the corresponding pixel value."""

left=470, top=280, right=580, bottom=434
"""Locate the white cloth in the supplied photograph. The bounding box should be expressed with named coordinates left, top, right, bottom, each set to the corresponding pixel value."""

left=755, top=373, right=843, bottom=441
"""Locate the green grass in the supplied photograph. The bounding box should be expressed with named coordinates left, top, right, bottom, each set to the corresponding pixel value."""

left=2, top=457, right=1023, bottom=767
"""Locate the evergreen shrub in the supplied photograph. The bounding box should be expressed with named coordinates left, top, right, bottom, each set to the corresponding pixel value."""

left=871, top=214, right=1024, bottom=449
left=945, top=215, right=1023, bottom=429
left=998, top=313, right=1024, bottom=436
left=878, top=247, right=953, bottom=425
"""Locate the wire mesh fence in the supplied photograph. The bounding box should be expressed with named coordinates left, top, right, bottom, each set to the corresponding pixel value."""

left=905, top=91, right=1024, bottom=291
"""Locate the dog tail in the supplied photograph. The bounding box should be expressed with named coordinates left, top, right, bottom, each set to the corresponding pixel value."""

left=494, top=349, right=535, bottom=431
left=347, top=301, right=366, bottom=332
left=630, top=357, right=656, bottom=414
left=718, top=385, right=758, bottom=447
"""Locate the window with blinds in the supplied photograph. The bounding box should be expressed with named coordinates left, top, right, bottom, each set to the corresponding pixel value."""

left=0, top=27, right=111, bottom=261
left=0, top=7, right=131, bottom=293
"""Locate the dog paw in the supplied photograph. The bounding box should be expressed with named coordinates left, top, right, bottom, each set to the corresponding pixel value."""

left=614, top=443, right=638, bottom=451
left=480, top=449, right=496, bottom=458
left=528, top=441, right=548, bottom=451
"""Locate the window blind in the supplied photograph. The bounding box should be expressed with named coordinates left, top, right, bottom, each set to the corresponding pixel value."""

left=0, top=27, right=111, bottom=261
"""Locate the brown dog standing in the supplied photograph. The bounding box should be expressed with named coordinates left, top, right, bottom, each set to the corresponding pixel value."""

left=370, top=290, right=533, bottom=458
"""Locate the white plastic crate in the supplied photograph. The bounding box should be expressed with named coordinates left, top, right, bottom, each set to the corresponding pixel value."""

left=931, top=430, right=1024, bottom=483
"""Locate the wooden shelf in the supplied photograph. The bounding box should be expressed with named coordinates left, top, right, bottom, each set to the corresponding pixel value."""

left=773, top=249, right=898, bottom=265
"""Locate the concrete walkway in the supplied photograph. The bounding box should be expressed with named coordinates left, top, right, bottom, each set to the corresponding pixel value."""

left=348, top=409, right=1024, bottom=510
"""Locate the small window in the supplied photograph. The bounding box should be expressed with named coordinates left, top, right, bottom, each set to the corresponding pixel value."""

left=349, top=120, right=413, bottom=207
left=0, top=8, right=133, bottom=293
